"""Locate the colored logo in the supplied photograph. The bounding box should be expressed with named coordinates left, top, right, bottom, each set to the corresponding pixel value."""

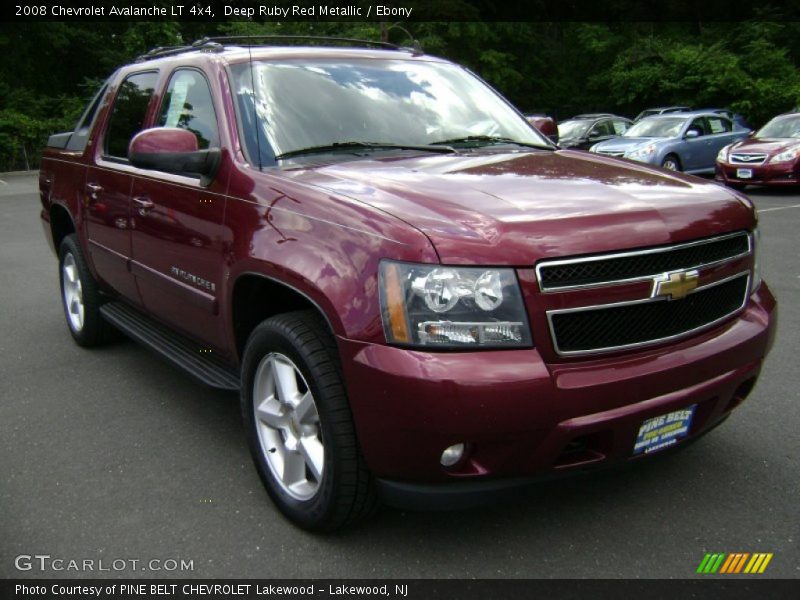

left=697, top=552, right=773, bottom=574
left=652, top=269, right=699, bottom=300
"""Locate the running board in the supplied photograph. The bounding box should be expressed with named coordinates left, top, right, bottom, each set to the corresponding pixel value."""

left=100, top=302, right=240, bottom=391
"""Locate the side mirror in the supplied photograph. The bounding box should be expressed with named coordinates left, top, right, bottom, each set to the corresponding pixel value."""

left=129, top=127, right=221, bottom=186
left=747, top=130, right=756, bottom=137
left=685, top=129, right=700, bottom=139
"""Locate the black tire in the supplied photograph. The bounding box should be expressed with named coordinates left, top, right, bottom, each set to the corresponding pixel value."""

left=241, top=310, right=378, bottom=531
left=661, top=154, right=682, bottom=171
left=58, top=234, right=115, bottom=347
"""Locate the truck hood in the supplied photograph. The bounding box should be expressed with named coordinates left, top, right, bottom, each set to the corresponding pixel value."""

left=289, top=149, right=754, bottom=265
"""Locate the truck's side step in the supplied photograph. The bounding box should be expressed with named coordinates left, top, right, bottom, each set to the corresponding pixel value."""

left=100, top=301, right=240, bottom=391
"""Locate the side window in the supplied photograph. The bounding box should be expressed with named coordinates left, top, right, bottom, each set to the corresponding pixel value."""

left=707, top=117, right=732, bottom=134
left=590, top=120, right=613, bottom=137
left=612, top=120, right=629, bottom=135
left=66, top=83, right=108, bottom=152
left=158, top=69, right=219, bottom=149
left=104, top=71, right=159, bottom=159
left=687, top=118, right=707, bottom=137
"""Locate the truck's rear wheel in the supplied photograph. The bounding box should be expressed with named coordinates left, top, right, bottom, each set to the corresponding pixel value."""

left=59, top=234, right=114, bottom=347
left=241, top=310, right=377, bottom=531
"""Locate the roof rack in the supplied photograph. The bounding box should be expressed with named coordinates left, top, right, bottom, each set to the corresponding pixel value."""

left=135, top=45, right=195, bottom=62
left=192, top=35, right=404, bottom=50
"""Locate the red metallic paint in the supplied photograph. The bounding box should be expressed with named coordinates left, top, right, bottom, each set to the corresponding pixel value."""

left=129, top=127, right=199, bottom=155
left=39, top=47, right=776, bottom=488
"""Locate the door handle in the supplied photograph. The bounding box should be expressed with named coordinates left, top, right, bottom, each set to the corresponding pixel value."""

left=133, top=196, right=155, bottom=215
left=86, top=183, right=103, bottom=200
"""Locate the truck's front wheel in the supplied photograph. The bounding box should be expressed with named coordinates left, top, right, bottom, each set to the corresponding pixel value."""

left=241, top=310, right=377, bottom=531
left=59, top=234, right=113, bottom=347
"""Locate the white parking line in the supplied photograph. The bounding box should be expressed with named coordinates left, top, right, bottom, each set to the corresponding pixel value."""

left=757, top=203, right=800, bottom=213
left=0, top=179, right=7, bottom=186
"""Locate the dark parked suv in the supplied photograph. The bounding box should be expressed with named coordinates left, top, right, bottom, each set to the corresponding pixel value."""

left=557, top=113, right=632, bottom=150
left=40, top=38, right=776, bottom=531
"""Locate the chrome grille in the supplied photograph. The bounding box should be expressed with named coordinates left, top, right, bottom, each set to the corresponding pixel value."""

left=548, top=273, right=749, bottom=356
left=536, top=232, right=750, bottom=292
left=730, top=153, right=767, bottom=165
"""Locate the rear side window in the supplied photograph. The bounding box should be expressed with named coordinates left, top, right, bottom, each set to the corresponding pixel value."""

left=104, top=71, right=159, bottom=159
left=158, top=69, right=219, bottom=149
left=707, top=117, right=732, bottom=134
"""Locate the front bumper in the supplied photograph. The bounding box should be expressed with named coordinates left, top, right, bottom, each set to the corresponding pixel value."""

left=716, top=162, right=800, bottom=186
left=337, top=285, right=776, bottom=505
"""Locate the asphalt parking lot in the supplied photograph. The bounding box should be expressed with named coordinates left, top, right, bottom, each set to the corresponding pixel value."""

left=0, top=171, right=797, bottom=579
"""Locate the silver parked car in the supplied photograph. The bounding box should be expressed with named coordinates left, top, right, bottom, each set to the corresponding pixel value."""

left=590, top=111, right=750, bottom=174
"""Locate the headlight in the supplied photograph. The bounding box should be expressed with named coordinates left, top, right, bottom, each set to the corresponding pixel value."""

left=717, top=146, right=730, bottom=162
left=625, top=143, right=657, bottom=161
left=769, top=146, right=800, bottom=163
left=379, top=261, right=533, bottom=348
left=751, top=227, right=762, bottom=294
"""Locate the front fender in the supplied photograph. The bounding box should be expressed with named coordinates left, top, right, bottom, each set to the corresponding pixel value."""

left=223, top=168, right=439, bottom=344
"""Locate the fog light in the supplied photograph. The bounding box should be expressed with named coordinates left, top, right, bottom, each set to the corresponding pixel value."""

left=440, top=443, right=465, bottom=467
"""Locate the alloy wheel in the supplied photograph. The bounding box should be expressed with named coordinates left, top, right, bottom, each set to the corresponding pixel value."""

left=252, top=352, right=324, bottom=500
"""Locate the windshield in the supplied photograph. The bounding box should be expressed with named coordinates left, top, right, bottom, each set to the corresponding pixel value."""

left=557, top=120, right=592, bottom=139
left=756, top=115, right=800, bottom=139
left=624, top=117, right=686, bottom=138
left=230, top=58, right=548, bottom=163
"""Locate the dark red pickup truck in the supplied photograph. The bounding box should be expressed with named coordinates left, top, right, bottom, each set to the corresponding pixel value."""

left=40, top=38, right=776, bottom=531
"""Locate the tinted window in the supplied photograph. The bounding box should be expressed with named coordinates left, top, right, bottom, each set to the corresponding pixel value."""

left=590, top=120, right=614, bottom=136
left=158, top=69, right=219, bottom=149
left=707, top=117, right=732, bottom=134
left=687, top=117, right=707, bottom=136
left=104, top=71, right=158, bottom=159
left=66, top=84, right=109, bottom=152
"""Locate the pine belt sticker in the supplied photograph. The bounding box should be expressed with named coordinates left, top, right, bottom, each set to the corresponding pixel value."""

left=633, top=405, right=697, bottom=455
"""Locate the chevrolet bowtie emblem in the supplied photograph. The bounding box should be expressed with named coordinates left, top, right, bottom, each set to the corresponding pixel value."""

left=653, top=270, right=699, bottom=300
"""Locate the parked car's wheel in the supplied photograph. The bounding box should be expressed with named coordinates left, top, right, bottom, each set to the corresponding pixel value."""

left=241, top=310, right=377, bottom=531
left=661, top=154, right=682, bottom=171
left=59, top=234, right=114, bottom=347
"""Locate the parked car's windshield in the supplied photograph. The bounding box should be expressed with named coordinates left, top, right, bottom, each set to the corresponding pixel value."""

left=557, top=120, right=591, bottom=140
left=229, top=58, right=548, bottom=161
left=624, top=117, right=686, bottom=138
left=756, top=115, right=800, bottom=139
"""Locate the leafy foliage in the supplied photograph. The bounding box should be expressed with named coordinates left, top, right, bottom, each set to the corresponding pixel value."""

left=0, top=20, right=798, bottom=171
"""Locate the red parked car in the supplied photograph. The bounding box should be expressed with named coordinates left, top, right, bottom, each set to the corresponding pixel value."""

left=525, top=114, right=559, bottom=144
left=716, top=111, right=800, bottom=189
left=40, top=38, right=776, bottom=531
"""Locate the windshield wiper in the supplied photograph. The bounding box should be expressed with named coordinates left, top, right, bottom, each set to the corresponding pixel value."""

left=275, top=141, right=457, bottom=160
left=431, top=135, right=554, bottom=150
